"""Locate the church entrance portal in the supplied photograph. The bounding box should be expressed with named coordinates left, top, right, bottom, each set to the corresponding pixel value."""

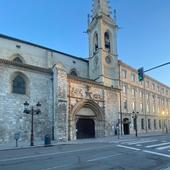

left=123, top=118, right=130, bottom=135
left=76, top=118, right=95, bottom=139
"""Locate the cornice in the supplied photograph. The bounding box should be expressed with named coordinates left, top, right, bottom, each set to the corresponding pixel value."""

left=0, top=58, right=52, bottom=74
left=67, top=74, right=121, bottom=92
left=119, top=60, right=170, bottom=89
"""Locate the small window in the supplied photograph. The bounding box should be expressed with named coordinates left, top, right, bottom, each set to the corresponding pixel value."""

left=140, top=103, right=143, bottom=112
left=122, top=85, right=127, bottom=94
left=70, top=69, right=78, bottom=77
left=93, top=32, right=98, bottom=52
left=162, top=88, right=164, bottom=94
left=159, top=120, right=162, bottom=129
left=152, top=105, right=155, bottom=113
left=141, top=119, right=144, bottom=130
left=123, top=100, right=127, bottom=110
left=104, top=31, right=111, bottom=52
left=148, top=119, right=151, bottom=129
left=146, top=104, right=149, bottom=113
left=13, top=57, right=23, bottom=63
left=154, top=119, right=157, bottom=129
left=146, top=93, right=149, bottom=100
left=166, top=89, right=168, bottom=95
left=131, top=73, right=135, bottom=82
left=12, top=75, right=26, bottom=94
left=132, top=101, right=135, bottom=110
left=146, top=81, right=149, bottom=88
left=131, top=88, right=135, bottom=96
left=12, top=53, right=24, bottom=63
left=122, top=70, right=127, bottom=79
left=152, top=83, right=155, bottom=90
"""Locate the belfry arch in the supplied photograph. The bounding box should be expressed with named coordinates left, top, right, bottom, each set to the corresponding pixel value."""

left=69, top=99, right=105, bottom=140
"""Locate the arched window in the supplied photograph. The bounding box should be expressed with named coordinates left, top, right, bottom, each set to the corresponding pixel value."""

left=12, top=75, right=26, bottom=94
left=13, top=57, right=23, bottom=63
left=93, top=32, right=98, bottom=52
left=70, top=69, right=78, bottom=77
left=11, top=53, right=24, bottom=64
left=104, top=31, right=111, bottom=52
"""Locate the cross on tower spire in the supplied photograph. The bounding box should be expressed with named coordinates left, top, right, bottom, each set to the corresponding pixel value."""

left=92, top=0, right=112, bottom=18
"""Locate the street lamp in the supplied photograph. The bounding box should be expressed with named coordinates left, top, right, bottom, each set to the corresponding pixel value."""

left=132, top=111, right=139, bottom=137
left=23, top=101, right=41, bottom=146
left=162, top=110, right=168, bottom=134
left=162, top=110, right=165, bottom=133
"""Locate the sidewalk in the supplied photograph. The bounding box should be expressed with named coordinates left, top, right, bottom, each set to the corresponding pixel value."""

left=0, top=132, right=167, bottom=151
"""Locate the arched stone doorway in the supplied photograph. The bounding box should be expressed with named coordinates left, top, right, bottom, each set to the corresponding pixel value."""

left=69, top=99, right=104, bottom=140
left=123, top=118, right=130, bottom=135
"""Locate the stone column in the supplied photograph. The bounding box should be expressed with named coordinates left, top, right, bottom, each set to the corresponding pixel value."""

left=53, top=64, right=68, bottom=141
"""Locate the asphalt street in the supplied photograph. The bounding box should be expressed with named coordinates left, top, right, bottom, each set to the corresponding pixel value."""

left=0, top=135, right=170, bottom=170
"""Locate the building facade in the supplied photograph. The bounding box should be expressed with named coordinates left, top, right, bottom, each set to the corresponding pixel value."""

left=0, top=0, right=169, bottom=144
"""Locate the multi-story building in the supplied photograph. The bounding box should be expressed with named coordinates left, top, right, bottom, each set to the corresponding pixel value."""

left=0, top=0, right=169, bottom=144
left=119, top=61, right=170, bottom=135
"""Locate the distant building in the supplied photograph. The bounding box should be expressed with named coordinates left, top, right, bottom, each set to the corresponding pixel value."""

left=0, top=0, right=169, bottom=143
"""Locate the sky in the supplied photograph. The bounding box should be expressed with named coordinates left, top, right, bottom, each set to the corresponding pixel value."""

left=0, top=0, right=170, bottom=86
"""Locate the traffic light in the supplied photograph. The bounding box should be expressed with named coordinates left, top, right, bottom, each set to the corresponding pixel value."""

left=138, top=67, right=144, bottom=81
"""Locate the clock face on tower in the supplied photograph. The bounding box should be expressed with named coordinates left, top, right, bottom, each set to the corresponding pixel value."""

left=105, top=55, right=111, bottom=64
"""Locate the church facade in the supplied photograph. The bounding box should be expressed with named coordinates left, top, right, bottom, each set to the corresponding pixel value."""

left=0, top=0, right=170, bottom=144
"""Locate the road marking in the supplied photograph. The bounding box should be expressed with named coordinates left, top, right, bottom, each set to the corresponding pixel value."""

left=136, top=144, right=141, bottom=146
left=42, top=163, right=73, bottom=170
left=146, top=142, right=170, bottom=148
left=87, top=153, right=122, bottom=162
left=41, top=153, right=122, bottom=170
left=156, top=145, right=170, bottom=150
left=0, top=145, right=112, bottom=162
left=110, top=139, right=137, bottom=144
left=117, top=145, right=141, bottom=151
left=127, top=140, right=158, bottom=145
left=143, top=150, right=170, bottom=158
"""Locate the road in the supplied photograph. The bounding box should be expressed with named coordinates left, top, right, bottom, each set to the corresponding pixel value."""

left=0, top=135, right=170, bottom=170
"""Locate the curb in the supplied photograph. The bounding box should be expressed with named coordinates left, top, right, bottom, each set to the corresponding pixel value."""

left=0, top=133, right=168, bottom=151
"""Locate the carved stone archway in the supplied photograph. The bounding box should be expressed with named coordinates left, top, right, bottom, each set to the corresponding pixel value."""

left=69, top=99, right=104, bottom=140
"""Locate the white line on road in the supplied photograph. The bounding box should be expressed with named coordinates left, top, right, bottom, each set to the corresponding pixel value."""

left=136, top=144, right=142, bottom=146
left=127, top=140, right=158, bottom=145
left=0, top=145, right=112, bottom=162
left=146, top=142, right=170, bottom=148
left=156, top=145, right=170, bottom=150
left=143, top=150, right=170, bottom=158
left=42, top=163, right=73, bottom=170
left=110, top=139, right=138, bottom=144
left=87, top=153, right=122, bottom=162
left=41, top=153, right=122, bottom=170
left=117, top=145, right=141, bottom=151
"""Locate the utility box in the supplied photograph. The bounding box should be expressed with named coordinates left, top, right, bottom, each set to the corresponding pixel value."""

left=44, top=134, right=51, bottom=146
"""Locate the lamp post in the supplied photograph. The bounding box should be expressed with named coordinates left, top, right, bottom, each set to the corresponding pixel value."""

left=162, top=110, right=168, bottom=134
left=162, top=111, right=165, bottom=133
left=132, top=111, right=139, bottom=137
left=23, top=101, right=41, bottom=146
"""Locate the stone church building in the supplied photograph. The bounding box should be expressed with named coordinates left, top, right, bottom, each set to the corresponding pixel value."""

left=0, top=0, right=170, bottom=144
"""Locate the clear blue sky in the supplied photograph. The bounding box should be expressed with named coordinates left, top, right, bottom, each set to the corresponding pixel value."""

left=0, top=0, right=170, bottom=86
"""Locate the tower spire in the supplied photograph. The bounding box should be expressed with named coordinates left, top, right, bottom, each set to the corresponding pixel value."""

left=92, top=0, right=112, bottom=18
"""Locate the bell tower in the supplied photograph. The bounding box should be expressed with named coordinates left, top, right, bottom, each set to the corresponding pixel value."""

left=88, top=0, right=119, bottom=87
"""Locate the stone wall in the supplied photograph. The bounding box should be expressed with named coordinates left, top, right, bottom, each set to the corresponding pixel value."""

left=0, top=37, right=89, bottom=78
left=0, top=64, right=52, bottom=143
left=53, top=64, right=68, bottom=141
